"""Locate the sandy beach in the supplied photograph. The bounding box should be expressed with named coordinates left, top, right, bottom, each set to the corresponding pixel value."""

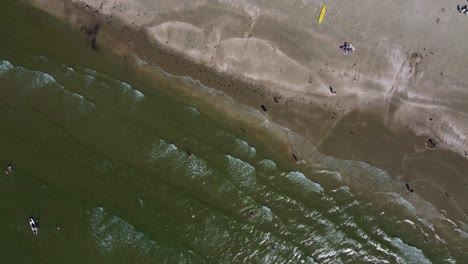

left=27, top=0, right=468, bottom=254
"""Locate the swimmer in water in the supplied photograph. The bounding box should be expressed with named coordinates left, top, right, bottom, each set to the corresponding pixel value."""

left=5, top=163, right=12, bottom=175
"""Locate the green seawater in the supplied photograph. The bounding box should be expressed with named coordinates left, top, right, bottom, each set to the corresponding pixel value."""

left=0, top=1, right=466, bottom=263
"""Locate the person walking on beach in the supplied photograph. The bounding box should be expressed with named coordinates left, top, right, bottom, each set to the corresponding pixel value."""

left=5, top=163, right=12, bottom=175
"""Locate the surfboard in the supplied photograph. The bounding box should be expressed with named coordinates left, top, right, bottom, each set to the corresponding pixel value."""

left=318, top=6, right=326, bottom=23
left=29, top=217, right=38, bottom=235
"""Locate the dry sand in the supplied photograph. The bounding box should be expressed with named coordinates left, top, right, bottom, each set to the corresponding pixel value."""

left=28, top=0, right=468, bottom=229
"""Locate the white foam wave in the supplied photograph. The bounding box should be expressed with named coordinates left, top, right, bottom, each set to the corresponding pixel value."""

left=13, top=66, right=57, bottom=87
left=0, top=60, right=13, bottom=75
left=187, top=106, right=201, bottom=116
left=186, top=156, right=213, bottom=178
left=119, top=81, right=144, bottom=101
left=388, top=237, right=431, bottom=264
left=234, top=138, right=256, bottom=159
left=384, top=192, right=417, bottom=216
left=225, top=155, right=256, bottom=187
left=285, top=171, right=324, bottom=194
left=83, top=68, right=98, bottom=76
left=306, top=256, right=317, bottom=264
left=147, top=139, right=178, bottom=162
left=62, top=64, right=75, bottom=75
left=34, top=72, right=56, bottom=86
left=37, top=56, right=48, bottom=62
left=59, top=87, right=95, bottom=113
left=217, top=131, right=256, bottom=160
left=258, top=159, right=277, bottom=172
left=89, top=207, right=156, bottom=254
left=454, top=229, right=468, bottom=240
left=137, top=198, right=144, bottom=209
left=260, top=206, right=273, bottom=222
left=401, top=219, right=417, bottom=229
left=441, top=217, right=458, bottom=228
left=316, top=170, right=343, bottom=183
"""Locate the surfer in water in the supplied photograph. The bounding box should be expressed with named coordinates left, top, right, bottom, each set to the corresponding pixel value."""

left=5, top=163, right=12, bottom=175
left=29, top=217, right=39, bottom=235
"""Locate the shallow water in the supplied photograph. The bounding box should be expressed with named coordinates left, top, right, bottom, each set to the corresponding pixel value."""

left=0, top=1, right=466, bottom=263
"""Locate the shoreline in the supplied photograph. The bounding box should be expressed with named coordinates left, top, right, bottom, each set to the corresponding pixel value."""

left=27, top=0, right=468, bottom=256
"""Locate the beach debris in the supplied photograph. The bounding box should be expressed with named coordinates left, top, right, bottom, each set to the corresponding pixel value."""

left=273, top=97, right=279, bottom=103
left=318, top=5, right=326, bottom=23
left=292, top=154, right=298, bottom=161
left=261, top=104, right=267, bottom=111
left=240, top=128, right=246, bottom=133
left=186, top=150, right=192, bottom=159
left=329, top=86, right=337, bottom=94
left=445, top=192, right=450, bottom=197
left=426, top=138, right=439, bottom=149
left=349, top=131, right=355, bottom=135
left=405, top=183, right=414, bottom=192
left=340, top=42, right=355, bottom=57
left=5, top=163, right=12, bottom=175
left=458, top=4, right=468, bottom=14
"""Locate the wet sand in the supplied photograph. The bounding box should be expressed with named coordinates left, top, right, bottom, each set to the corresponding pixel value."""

left=28, top=0, right=468, bottom=237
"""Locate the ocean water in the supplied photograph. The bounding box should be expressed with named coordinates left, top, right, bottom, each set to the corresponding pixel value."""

left=0, top=1, right=466, bottom=263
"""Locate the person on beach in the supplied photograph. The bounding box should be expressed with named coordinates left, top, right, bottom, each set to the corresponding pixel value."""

left=340, top=42, right=355, bottom=57
left=458, top=4, right=468, bottom=14
left=5, top=163, right=12, bottom=175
